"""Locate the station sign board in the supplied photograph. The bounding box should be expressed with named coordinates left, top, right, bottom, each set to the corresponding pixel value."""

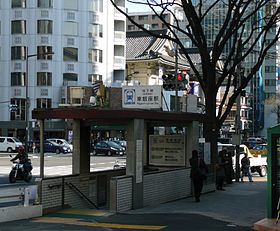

left=122, top=85, right=162, bottom=109
left=149, top=135, right=185, bottom=166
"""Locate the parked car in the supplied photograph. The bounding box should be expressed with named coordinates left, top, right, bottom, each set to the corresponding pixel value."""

left=111, top=140, right=127, bottom=150
left=26, top=140, right=71, bottom=154
left=0, top=137, right=23, bottom=153
left=47, top=138, right=73, bottom=152
left=92, top=141, right=125, bottom=156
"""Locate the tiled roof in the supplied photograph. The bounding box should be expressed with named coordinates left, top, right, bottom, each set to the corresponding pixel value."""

left=126, top=29, right=201, bottom=66
left=126, top=30, right=167, bottom=60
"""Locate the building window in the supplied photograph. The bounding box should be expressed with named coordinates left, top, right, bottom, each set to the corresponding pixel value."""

left=64, top=0, right=78, bottom=10
left=12, top=0, right=26, bottom=8
left=36, top=98, right=51, bottom=108
left=151, top=24, right=159, bottom=29
left=265, top=66, right=276, bottom=73
left=11, top=46, right=26, bottom=60
left=63, top=47, right=78, bottom=61
left=63, top=73, right=78, bottom=84
left=37, top=72, right=52, bottom=86
left=37, top=46, right=53, bottom=59
left=88, top=74, right=102, bottom=83
left=88, top=49, right=102, bottom=63
left=37, top=20, right=53, bottom=34
left=38, top=0, right=53, bottom=8
left=89, top=24, right=103, bottom=37
left=138, top=15, right=148, bottom=20
left=265, top=79, right=276, bottom=86
left=10, top=98, right=25, bottom=121
left=11, top=72, right=25, bottom=86
left=127, top=25, right=136, bottom=31
left=11, top=20, right=26, bottom=34
left=89, top=0, right=103, bottom=12
left=64, top=22, right=78, bottom=36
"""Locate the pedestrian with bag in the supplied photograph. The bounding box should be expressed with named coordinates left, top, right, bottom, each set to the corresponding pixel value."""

left=189, top=149, right=208, bottom=202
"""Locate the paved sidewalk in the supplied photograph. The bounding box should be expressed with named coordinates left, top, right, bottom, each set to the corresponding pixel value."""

left=126, top=178, right=267, bottom=227
left=0, top=177, right=267, bottom=230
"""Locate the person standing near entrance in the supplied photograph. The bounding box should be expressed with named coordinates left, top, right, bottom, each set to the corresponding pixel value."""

left=189, top=150, right=208, bottom=202
left=216, top=150, right=228, bottom=190
left=241, top=152, right=253, bottom=182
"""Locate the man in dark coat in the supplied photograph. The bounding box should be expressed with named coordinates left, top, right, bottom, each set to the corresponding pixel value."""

left=189, top=150, right=208, bottom=202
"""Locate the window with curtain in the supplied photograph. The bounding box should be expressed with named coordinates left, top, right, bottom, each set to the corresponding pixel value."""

left=37, top=46, right=53, bottom=59
left=63, top=73, right=78, bottom=83
left=37, top=20, right=53, bottom=34
left=36, top=98, right=52, bottom=108
left=88, top=49, right=102, bottom=63
left=88, top=74, right=102, bottom=83
left=37, top=72, right=52, bottom=86
left=11, top=72, right=25, bottom=86
left=89, top=0, right=103, bottom=12
left=12, top=0, right=26, bottom=8
left=89, top=24, right=103, bottom=37
left=11, top=20, right=26, bottom=34
left=11, top=46, right=26, bottom=60
left=38, top=0, right=53, bottom=8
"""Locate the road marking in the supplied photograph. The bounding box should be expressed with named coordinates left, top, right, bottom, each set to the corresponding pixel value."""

left=57, top=209, right=109, bottom=216
left=32, top=217, right=166, bottom=230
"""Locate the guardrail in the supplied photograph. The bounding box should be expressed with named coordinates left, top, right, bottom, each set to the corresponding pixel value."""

left=0, top=185, right=42, bottom=223
left=0, top=186, right=37, bottom=207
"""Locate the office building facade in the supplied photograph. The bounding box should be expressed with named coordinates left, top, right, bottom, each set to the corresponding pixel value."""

left=0, top=0, right=126, bottom=140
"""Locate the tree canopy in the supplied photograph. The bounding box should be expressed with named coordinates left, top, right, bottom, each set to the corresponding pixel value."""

left=111, top=0, right=280, bottom=162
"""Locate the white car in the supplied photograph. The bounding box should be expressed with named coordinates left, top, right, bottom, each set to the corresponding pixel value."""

left=47, top=138, right=73, bottom=152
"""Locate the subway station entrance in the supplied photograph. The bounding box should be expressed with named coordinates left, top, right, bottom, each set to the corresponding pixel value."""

left=32, top=107, right=215, bottom=213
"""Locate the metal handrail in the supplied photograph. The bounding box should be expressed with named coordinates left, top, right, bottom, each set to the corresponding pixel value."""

left=66, top=182, right=99, bottom=209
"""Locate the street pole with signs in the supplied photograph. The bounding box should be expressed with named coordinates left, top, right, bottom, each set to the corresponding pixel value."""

left=25, top=48, right=54, bottom=152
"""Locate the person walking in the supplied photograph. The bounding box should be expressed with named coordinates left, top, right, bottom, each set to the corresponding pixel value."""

left=241, top=152, right=253, bottom=182
left=216, top=150, right=228, bottom=190
left=189, top=150, right=208, bottom=202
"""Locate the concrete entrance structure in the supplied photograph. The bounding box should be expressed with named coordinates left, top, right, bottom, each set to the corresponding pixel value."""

left=32, top=108, right=213, bottom=212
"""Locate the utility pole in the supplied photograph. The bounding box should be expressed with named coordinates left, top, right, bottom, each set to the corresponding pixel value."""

left=175, top=44, right=179, bottom=112
left=235, top=59, right=243, bottom=182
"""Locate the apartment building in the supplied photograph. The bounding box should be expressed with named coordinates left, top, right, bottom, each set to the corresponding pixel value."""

left=0, top=0, right=126, bottom=140
left=127, top=11, right=171, bottom=31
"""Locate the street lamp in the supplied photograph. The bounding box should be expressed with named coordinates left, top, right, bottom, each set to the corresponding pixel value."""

left=25, top=47, right=54, bottom=152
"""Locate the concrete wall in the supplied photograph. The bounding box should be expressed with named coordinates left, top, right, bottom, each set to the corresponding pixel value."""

left=143, top=168, right=191, bottom=207
left=110, top=175, right=133, bottom=212
left=110, top=168, right=216, bottom=213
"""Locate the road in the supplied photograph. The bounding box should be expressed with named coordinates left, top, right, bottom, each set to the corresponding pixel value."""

left=0, top=153, right=125, bottom=184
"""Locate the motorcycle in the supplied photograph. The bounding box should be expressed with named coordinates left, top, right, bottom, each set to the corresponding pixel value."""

left=9, top=155, right=33, bottom=183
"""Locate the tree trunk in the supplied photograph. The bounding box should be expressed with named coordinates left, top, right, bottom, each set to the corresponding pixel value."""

left=204, top=91, right=219, bottom=164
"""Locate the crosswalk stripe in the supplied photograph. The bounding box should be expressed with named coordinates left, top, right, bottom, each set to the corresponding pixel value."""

left=32, top=217, right=166, bottom=230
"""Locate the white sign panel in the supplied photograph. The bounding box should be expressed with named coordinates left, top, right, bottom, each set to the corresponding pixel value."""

left=122, top=85, right=162, bottom=109
left=136, top=140, right=143, bottom=183
left=203, top=142, right=211, bottom=165
left=149, top=135, right=185, bottom=166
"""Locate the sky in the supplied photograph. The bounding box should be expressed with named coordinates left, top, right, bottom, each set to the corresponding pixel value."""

left=126, top=1, right=153, bottom=13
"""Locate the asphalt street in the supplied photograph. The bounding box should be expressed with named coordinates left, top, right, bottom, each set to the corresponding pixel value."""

left=0, top=154, right=120, bottom=184
left=0, top=176, right=267, bottom=231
